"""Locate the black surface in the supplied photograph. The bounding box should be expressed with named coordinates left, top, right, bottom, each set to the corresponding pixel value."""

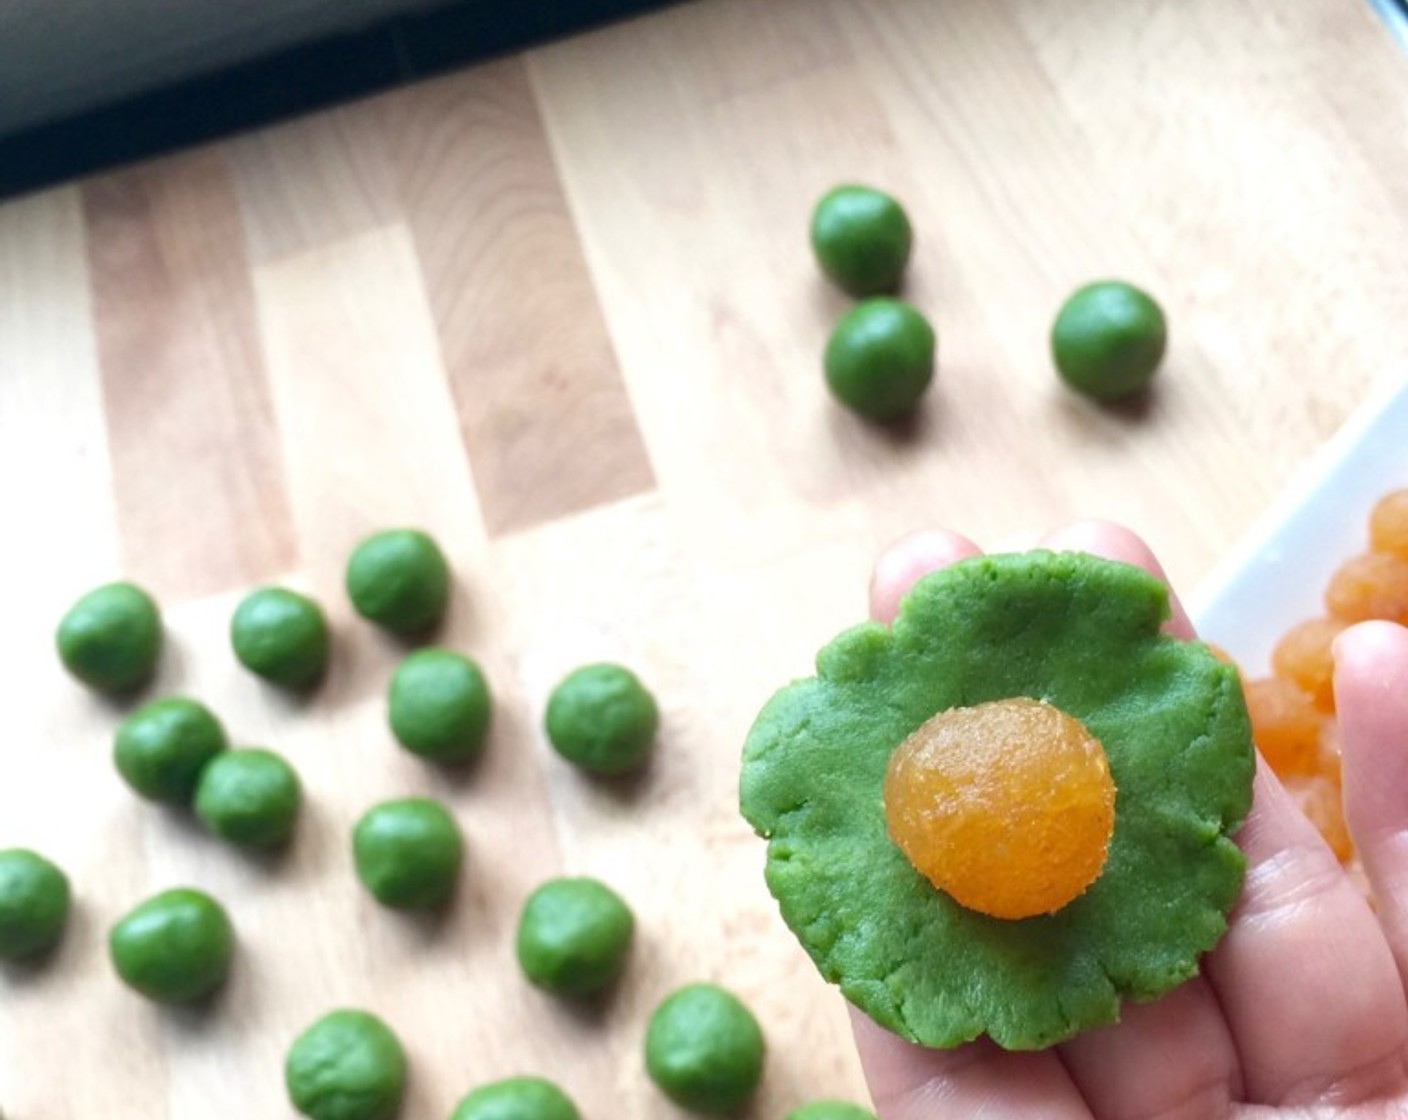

left=0, top=0, right=677, bottom=201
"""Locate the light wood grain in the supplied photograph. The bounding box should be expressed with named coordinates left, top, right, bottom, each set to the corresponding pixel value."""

left=230, top=104, right=398, bottom=265
left=0, top=185, right=156, bottom=1117
left=393, top=59, right=656, bottom=537
left=3, top=0, right=1408, bottom=1116
left=83, top=149, right=298, bottom=601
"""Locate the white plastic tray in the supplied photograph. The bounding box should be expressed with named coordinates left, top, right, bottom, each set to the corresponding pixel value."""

left=1190, top=376, right=1408, bottom=674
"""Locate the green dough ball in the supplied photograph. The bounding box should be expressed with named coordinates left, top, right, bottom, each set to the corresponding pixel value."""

left=286, top=1008, right=407, bottom=1120
left=740, top=551, right=1254, bottom=1051
left=784, top=1103, right=877, bottom=1120
left=644, top=983, right=765, bottom=1114
left=810, top=185, right=913, bottom=297
left=515, top=877, right=634, bottom=997
left=449, top=1076, right=580, bottom=1120
left=1051, top=280, right=1167, bottom=402
left=194, top=748, right=302, bottom=850
left=823, top=299, right=935, bottom=422
left=387, top=649, right=492, bottom=763
left=353, top=798, right=463, bottom=911
left=231, top=587, right=330, bottom=690
left=114, top=697, right=228, bottom=805
left=545, top=664, right=658, bottom=775
left=0, top=849, right=71, bottom=960
left=109, top=888, right=234, bottom=1004
left=55, top=581, right=162, bottom=693
left=345, top=529, right=450, bottom=636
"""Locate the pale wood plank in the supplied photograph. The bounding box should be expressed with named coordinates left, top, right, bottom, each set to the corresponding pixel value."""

left=808, top=0, right=1268, bottom=587
left=250, top=222, right=484, bottom=602
left=530, top=0, right=1408, bottom=594
left=996, top=0, right=1408, bottom=470
left=392, top=59, right=656, bottom=537
left=530, top=1, right=1087, bottom=574
left=229, top=103, right=398, bottom=265
left=83, top=148, right=298, bottom=602
left=0, top=186, right=119, bottom=635
left=0, top=185, right=166, bottom=1119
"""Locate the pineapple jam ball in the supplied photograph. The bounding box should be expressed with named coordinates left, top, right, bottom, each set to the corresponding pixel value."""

left=884, top=698, right=1116, bottom=921
left=740, top=551, right=1253, bottom=1050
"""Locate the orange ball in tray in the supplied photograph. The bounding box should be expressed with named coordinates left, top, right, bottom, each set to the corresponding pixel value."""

left=1370, top=488, right=1408, bottom=561
left=1325, top=552, right=1408, bottom=625
left=1240, top=486, right=1408, bottom=865
left=1270, top=616, right=1344, bottom=712
left=1242, top=676, right=1324, bottom=778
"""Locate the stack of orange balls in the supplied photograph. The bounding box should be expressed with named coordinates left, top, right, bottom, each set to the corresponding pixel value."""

left=1239, top=489, right=1408, bottom=863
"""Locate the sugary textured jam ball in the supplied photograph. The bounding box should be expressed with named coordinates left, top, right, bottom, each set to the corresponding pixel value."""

left=1325, top=552, right=1408, bottom=625
left=1370, top=489, right=1408, bottom=561
left=1243, top=676, right=1323, bottom=777
left=1271, top=617, right=1344, bottom=712
left=883, top=697, right=1116, bottom=920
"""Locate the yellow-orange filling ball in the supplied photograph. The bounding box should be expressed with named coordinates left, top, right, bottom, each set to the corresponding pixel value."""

left=1271, top=617, right=1344, bottom=713
left=1370, top=489, right=1408, bottom=561
left=1243, top=675, right=1325, bottom=777
left=883, top=697, right=1116, bottom=920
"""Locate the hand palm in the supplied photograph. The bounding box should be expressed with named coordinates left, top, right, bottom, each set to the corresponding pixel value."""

left=857, top=523, right=1408, bottom=1120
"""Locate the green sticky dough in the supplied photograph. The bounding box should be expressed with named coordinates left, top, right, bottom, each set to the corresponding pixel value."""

left=644, top=983, right=765, bottom=1115
left=56, top=581, right=162, bottom=693
left=449, top=1076, right=580, bottom=1120
left=114, top=697, right=228, bottom=805
left=809, top=184, right=913, bottom=298
left=109, top=888, right=234, bottom=1004
left=286, top=1008, right=407, bottom=1120
left=345, top=529, right=450, bottom=636
left=353, top=798, right=463, bottom=911
left=739, top=550, right=1254, bottom=1051
left=823, top=299, right=935, bottom=422
left=1051, top=280, right=1167, bottom=402
left=195, top=748, right=302, bottom=849
left=785, top=1102, right=877, bottom=1120
left=388, top=649, right=492, bottom=763
left=515, top=877, right=634, bottom=998
left=231, top=587, right=330, bottom=690
left=545, top=664, right=658, bottom=775
left=0, top=849, right=71, bottom=960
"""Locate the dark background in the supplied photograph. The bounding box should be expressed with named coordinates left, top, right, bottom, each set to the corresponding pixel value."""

left=0, top=0, right=679, bottom=200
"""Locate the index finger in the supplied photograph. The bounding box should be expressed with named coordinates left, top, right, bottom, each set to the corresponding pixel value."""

left=869, top=529, right=981, bottom=623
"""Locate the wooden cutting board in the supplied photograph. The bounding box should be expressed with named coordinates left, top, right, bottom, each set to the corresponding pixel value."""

left=3, top=0, right=1408, bottom=1116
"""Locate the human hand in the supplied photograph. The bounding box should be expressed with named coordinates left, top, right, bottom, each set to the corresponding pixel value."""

left=854, top=520, right=1408, bottom=1119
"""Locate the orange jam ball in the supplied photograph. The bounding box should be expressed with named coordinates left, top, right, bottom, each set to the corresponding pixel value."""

left=1285, top=775, right=1354, bottom=863
left=1243, top=676, right=1324, bottom=777
left=1270, top=617, right=1344, bottom=712
left=1370, top=489, right=1408, bottom=561
left=883, top=697, right=1116, bottom=921
left=1324, top=552, right=1408, bottom=625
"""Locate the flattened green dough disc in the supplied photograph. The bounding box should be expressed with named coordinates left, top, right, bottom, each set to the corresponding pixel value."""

left=739, top=551, right=1254, bottom=1051
left=785, top=1103, right=876, bottom=1120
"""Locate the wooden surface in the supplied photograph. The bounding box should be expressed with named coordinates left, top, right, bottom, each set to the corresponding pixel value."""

left=3, top=0, right=1408, bottom=1116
